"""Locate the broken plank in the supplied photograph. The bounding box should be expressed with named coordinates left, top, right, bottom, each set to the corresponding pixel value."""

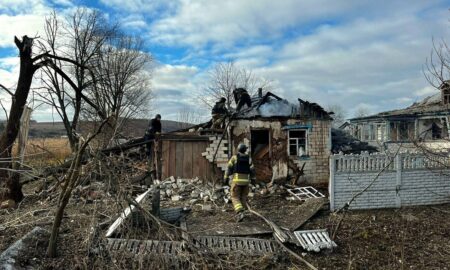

left=105, top=188, right=152, bottom=237
left=189, top=221, right=272, bottom=237
left=289, top=197, right=327, bottom=231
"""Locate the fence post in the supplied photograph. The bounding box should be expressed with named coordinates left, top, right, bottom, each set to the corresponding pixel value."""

left=395, top=153, right=402, bottom=208
left=329, top=154, right=336, bottom=211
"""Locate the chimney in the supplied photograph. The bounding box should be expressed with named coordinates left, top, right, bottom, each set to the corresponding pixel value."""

left=258, top=88, right=263, bottom=98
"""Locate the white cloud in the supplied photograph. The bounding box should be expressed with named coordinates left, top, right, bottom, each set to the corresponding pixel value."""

left=151, top=63, right=208, bottom=120
left=150, top=0, right=359, bottom=46
left=0, top=14, right=46, bottom=47
left=0, top=0, right=449, bottom=123
left=414, top=86, right=438, bottom=97
left=99, top=0, right=178, bottom=15
left=0, top=0, right=47, bottom=14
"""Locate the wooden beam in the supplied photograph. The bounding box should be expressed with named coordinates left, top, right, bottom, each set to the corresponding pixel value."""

left=289, top=197, right=327, bottom=231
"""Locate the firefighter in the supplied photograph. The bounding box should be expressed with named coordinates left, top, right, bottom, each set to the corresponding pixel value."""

left=144, top=114, right=162, bottom=158
left=211, top=97, right=228, bottom=129
left=233, top=88, right=252, bottom=111
left=224, top=143, right=255, bottom=222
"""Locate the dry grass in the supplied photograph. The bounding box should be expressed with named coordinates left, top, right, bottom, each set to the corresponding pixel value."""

left=13, top=138, right=72, bottom=166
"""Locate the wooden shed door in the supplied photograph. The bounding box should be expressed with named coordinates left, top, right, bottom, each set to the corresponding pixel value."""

left=251, top=129, right=272, bottom=182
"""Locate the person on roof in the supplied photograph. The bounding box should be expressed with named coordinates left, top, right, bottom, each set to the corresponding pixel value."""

left=211, top=97, right=228, bottom=129
left=233, top=88, right=252, bottom=112
left=224, top=143, right=256, bottom=222
left=144, top=114, right=162, bottom=158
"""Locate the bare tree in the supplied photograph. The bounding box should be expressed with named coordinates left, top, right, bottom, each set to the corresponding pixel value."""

left=47, top=118, right=109, bottom=257
left=201, top=61, right=273, bottom=109
left=327, top=104, right=347, bottom=128
left=424, top=38, right=450, bottom=89
left=83, top=34, right=153, bottom=147
left=38, top=9, right=115, bottom=151
left=176, top=106, right=203, bottom=127
left=354, top=106, right=370, bottom=118
left=0, top=33, right=104, bottom=203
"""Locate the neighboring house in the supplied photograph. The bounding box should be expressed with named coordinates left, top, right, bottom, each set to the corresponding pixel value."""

left=338, top=121, right=351, bottom=133
left=161, top=91, right=333, bottom=184
left=348, top=82, right=450, bottom=149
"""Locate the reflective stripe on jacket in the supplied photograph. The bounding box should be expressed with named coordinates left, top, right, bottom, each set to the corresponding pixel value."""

left=224, top=154, right=253, bottom=186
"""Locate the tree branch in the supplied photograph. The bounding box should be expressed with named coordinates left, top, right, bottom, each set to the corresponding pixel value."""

left=46, top=60, right=105, bottom=119
left=0, top=84, right=14, bottom=96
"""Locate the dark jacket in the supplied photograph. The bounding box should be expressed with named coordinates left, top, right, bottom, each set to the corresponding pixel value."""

left=212, top=101, right=228, bottom=115
left=146, top=118, right=161, bottom=135
left=233, top=88, right=248, bottom=104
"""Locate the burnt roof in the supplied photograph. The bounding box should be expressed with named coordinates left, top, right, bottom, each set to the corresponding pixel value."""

left=233, top=91, right=332, bottom=120
left=350, top=93, right=450, bottom=122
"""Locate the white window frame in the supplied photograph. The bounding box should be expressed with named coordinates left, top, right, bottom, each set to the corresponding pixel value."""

left=288, top=129, right=308, bottom=156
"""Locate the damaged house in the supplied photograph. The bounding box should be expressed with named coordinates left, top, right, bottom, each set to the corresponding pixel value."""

left=160, top=90, right=333, bottom=184
left=348, top=82, right=450, bottom=150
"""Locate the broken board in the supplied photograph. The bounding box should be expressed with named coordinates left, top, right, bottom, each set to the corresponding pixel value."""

left=289, top=197, right=327, bottom=231
left=105, top=188, right=152, bottom=237
left=187, top=197, right=327, bottom=236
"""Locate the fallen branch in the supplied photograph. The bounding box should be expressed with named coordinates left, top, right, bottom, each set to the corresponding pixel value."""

left=246, top=203, right=289, bottom=243
left=275, top=237, right=318, bottom=270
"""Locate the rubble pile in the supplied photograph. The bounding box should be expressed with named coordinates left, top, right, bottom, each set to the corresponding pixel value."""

left=148, top=177, right=288, bottom=205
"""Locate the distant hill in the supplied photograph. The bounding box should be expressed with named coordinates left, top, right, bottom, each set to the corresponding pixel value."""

left=0, top=119, right=194, bottom=138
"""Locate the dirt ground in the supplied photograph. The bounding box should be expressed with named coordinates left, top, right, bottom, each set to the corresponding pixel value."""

left=1, top=179, right=449, bottom=270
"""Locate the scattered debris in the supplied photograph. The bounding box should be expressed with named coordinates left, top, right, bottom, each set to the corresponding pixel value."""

left=0, top=199, right=16, bottom=209
left=287, top=186, right=325, bottom=201
left=105, top=188, right=152, bottom=237
left=290, top=197, right=327, bottom=231
left=153, top=177, right=284, bottom=204
left=294, top=229, right=337, bottom=252
left=0, top=227, right=49, bottom=269
left=331, top=128, right=378, bottom=154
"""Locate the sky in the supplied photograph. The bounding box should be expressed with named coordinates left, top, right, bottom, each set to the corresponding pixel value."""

left=0, top=0, right=449, bottom=122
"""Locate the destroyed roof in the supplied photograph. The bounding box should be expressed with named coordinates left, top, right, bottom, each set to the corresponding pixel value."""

left=350, top=93, right=450, bottom=121
left=233, top=91, right=332, bottom=120
left=331, top=128, right=378, bottom=154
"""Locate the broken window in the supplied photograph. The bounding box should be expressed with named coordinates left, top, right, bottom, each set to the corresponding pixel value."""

left=431, top=122, right=443, bottom=139
left=443, top=88, right=450, bottom=105
left=362, top=124, right=375, bottom=141
left=288, top=129, right=307, bottom=156
left=391, top=121, right=415, bottom=141
left=376, top=123, right=386, bottom=141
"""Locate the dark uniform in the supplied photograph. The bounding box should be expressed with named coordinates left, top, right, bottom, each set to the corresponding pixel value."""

left=145, top=115, right=161, bottom=157
left=211, top=98, right=228, bottom=129
left=233, top=88, right=252, bottom=111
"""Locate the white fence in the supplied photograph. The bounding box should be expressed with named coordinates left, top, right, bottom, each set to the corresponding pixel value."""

left=329, top=152, right=450, bottom=210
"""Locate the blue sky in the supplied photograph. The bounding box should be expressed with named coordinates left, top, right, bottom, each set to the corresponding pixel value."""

left=0, top=0, right=449, bottom=122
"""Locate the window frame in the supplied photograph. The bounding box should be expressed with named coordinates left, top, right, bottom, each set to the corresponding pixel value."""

left=443, top=88, right=450, bottom=105
left=287, top=129, right=308, bottom=157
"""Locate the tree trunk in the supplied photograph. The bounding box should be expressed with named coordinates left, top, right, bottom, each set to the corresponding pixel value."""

left=0, top=36, right=37, bottom=202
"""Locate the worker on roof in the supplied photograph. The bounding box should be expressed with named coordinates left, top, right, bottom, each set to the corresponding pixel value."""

left=224, top=143, right=256, bottom=222
left=233, top=88, right=252, bottom=112
left=211, top=97, right=228, bottom=129
left=144, top=114, right=162, bottom=158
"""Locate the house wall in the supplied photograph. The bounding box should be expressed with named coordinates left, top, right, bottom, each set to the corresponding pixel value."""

left=230, top=118, right=331, bottom=184
left=329, top=152, right=450, bottom=210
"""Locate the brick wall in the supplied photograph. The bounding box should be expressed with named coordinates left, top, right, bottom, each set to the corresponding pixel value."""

left=231, top=118, right=331, bottom=184
left=291, top=119, right=331, bottom=184
left=329, top=152, right=450, bottom=210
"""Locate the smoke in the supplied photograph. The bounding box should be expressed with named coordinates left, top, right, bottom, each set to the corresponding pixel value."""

left=258, top=99, right=298, bottom=117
